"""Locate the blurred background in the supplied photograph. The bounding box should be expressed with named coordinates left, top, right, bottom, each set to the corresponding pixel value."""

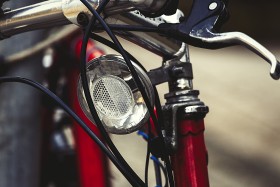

left=1, top=0, right=280, bottom=187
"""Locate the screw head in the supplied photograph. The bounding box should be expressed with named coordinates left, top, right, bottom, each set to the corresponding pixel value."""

left=209, top=2, right=218, bottom=10
left=77, top=12, right=89, bottom=26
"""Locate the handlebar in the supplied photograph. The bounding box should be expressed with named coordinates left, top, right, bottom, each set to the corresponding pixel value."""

left=0, top=0, right=68, bottom=38
left=0, top=0, right=183, bottom=58
left=0, top=0, right=280, bottom=79
left=0, top=0, right=171, bottom=37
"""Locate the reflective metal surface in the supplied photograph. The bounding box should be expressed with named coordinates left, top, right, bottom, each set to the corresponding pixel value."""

left=0, top=0, right=171, bottom=37
left=106, top=0, right=169, bottom=14
left=62, top=0, right=171, bottom=23
left=0, top=0, right=185, bottom=59
left=190, top=31, right=280, bottom=79
left=77, top=54, right=154, bottom=134
left=0, top=0, right=67, bottom=38
left=109, top=9, right=184, bottom=58
left=62, top=0, right=96, bottom=26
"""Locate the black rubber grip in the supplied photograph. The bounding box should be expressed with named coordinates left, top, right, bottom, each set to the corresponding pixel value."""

left=270, top=61, right=280, bottom=80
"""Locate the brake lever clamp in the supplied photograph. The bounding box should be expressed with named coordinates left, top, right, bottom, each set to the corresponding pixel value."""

left=159, top=0, right=280, bottom=80
left=159, top=0, right=229, bottom=47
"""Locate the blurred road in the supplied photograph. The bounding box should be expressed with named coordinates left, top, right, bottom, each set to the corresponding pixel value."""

left=190, top=46, right=280, bottom=187
left=102, top=39, right=280, bottom=187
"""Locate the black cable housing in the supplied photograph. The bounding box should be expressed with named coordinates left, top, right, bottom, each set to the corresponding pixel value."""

left=90, top=33, right=147, bottom=72
left=80, top=0, right=175, bottom=186
left=0, top=76, right=139, bottom=184
left=144, top=121, right=152, bottom=185
left=79, top=0, right=145, bottom=186
left=94, top=24, right=161, bottom=33
left=78, top=2, right=174, bottom=187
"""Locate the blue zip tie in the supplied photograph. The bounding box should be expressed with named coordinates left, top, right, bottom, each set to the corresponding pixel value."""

left=150, top=155, right=160, bottom=165
left=137, top=130, right=149, bottom=140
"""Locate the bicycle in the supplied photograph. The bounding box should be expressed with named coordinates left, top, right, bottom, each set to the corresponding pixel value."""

left=0, top=0, right=280, bottom=186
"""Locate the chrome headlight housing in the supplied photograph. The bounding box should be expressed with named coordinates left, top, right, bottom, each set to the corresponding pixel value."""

left=77, top=55, right=154, bottom=134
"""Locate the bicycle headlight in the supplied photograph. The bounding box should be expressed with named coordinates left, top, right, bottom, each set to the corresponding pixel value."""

left=77, top=55, right=154, bottom=134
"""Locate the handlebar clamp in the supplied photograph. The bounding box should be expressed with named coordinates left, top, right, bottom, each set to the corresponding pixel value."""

left=159, top=0, right=229, bottom=47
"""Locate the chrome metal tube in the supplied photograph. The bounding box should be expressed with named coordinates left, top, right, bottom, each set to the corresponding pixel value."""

left=107, top=10, right=184, bottom=58
left=0, top=0, right=67, bottom=38
left=0, top=0, right=183, bottom=58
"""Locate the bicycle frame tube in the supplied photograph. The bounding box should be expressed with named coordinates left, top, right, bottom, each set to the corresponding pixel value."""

left=161, top=99, right=210, bottom=187
left=162, top=55, right=210, bottom=187
left=0, top=0, right=68, bottom=38
left=68, top=35, right=110, bottom=187
left=172, top=119, right=209, bottom=187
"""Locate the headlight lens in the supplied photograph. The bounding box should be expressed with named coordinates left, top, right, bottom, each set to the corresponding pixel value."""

left=77, top=55, right=154, bottom=134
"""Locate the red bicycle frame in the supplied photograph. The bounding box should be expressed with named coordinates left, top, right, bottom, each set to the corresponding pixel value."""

left=69, top=35, right=110, bottom=187
left=41, top=32, right=110, bottom=187
left=41, top=32, right=212, bottom=187
left=66, top=35, right=211, bottom=187
left=172, top=119, right=209, bottom=187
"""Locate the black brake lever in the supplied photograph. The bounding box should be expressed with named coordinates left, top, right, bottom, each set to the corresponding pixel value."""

left=159, top=0, right=228, bottom=47
left=159, top=0, right=280, bottom=80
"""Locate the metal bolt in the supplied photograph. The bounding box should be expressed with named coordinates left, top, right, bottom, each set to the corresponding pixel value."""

left=77, top=12, right=89, bottom=26
left=179, top=16, right=186, bottom=23
left=176, top=78, right=191, bottom=90
left=209, top=2, right=218, bottom=10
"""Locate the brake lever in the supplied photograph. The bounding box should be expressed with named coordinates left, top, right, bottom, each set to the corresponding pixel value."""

left=159, top=0, right=280, bottom=80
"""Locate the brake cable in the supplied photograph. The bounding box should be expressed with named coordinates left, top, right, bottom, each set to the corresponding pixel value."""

left=0, top=76, right=138, bottom=184
left=79, top=0, right=146, bottom=186
left=79, top=1, right=175, bottom=186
